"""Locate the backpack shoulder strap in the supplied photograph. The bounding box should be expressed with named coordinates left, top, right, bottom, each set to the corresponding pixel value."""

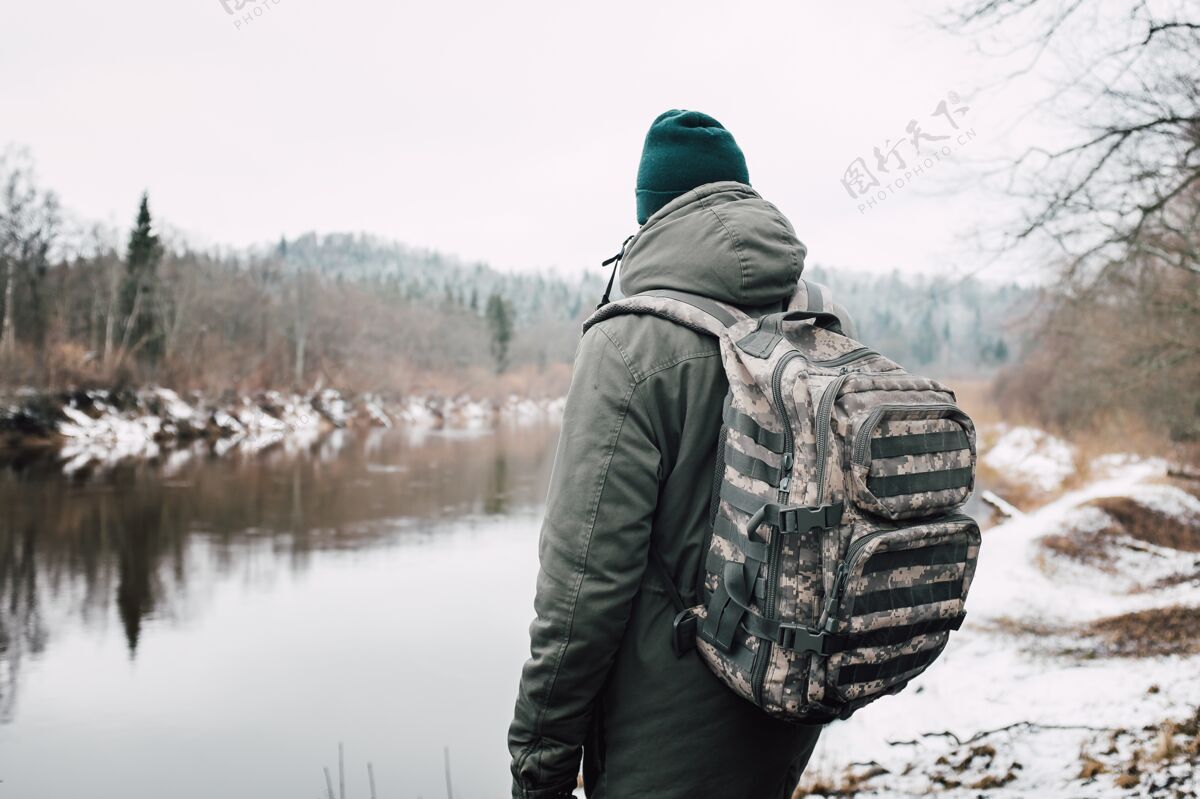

left=583, top=289, right=748, bottom=338
left=789, top=278, right=859, bottom=341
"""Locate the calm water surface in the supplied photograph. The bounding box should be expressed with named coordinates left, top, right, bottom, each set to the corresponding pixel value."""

left=0, top=424, right=560, bottom=799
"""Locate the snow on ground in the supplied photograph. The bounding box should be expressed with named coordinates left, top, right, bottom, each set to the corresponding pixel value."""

left=59, top=398, right=162, bottom=474
left=803, top=454, right=1200, bottom=798
left=153, top=387, right=195, bottom=423
left=362, top=394, right=393, bottom=428
left=983, top=425, right=1077, bottom=492
left=45, top=389, right=567, bottom=472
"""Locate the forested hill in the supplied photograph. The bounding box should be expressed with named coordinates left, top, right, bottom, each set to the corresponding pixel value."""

left=0, top=174, right=1029, bottom=397
left=805, top=265, right=1031, bottom=377
left=279, top=233, right=1030, bottom=377
left=277, top=232, right=605, bottom=323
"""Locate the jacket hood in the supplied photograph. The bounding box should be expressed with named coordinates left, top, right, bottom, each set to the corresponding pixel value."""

left=618, top=181, right=806, bottom=308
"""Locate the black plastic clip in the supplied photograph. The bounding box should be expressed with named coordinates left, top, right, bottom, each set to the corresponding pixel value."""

left=671, top=607, right=699, bottom=658
left=776, top=623, right=840, bottom=656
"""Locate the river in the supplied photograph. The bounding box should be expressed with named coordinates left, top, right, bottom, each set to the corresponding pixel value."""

left=0, top=424, right=559, bottom=799
left=0, top=421, right=996, bottom=799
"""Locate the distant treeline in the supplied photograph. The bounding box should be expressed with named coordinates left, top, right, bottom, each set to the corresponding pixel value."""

left=1, top=146, right=1033, bottom=398
left=0, top=151, right=586, bottom=396
left=805, top=265, right=1027, bottom=376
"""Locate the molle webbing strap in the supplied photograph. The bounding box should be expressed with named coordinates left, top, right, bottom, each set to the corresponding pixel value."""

left=710, top=590, right=844, bottom=656
left=862, top=540, right=970, bottom=575
left=841, top=613, right=965, bottom=651
left=712, top=513, right=769, bottom=562
left=705, top=549, right=769, bottom=600
left=870, top=430, right=971, bottom=460
left=836, top=646, right=944, bottom=687
left=722, top=395, right=786, bottom=453
left=702, top=585, right=744, bottom=652
left=867, top=467, right=973, bottom=498
left=724, top=635, right=759, bottom=673
left=719, top=479, right=772, bottom=518
left=703, top=558, right=766, bottom=653
left=723, top=446, right=783, bottom=487
left=852, top=578, right=965, bottom=616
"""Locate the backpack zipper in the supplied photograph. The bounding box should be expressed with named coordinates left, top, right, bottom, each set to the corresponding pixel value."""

left=851, top=403, right=968, bottom=466
left=750, top=350, right=801, bottom=703
left=814, top=373, right=851, bottom=501
left=748, top=369, right=849, bottom=700
left=822, top=513, right=977, bottom=632
left=811, top=347, right=879, bottom=368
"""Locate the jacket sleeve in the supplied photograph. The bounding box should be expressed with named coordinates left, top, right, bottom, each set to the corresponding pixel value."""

left=508, top=324, right=662, bottom=799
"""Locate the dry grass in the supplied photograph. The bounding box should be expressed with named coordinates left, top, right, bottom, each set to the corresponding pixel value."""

left=987, top=605, right=1200, bottom=660
left=1039, top=528, right=1120, bottom=570
left=1065, top=411, right=1173, bottom=480
left=1078, top=754, right=1106, bottom=779
left=1077, top=708, right=1200, bottom=793
left=946, top=377, right=1006, bottom=430
left=1089, top=496, right=1200, bottom=551
left=978, top=615, right=1062, bottom=638
left=1036, top=494, right=1200, bottom=578
left=792, top=763, right=888, bottom=798
left=405, top=361, right=571, bottom=401
left=966, top=371, right=1199, bottom=497
left=1081, top=605, right=1200, bottom=658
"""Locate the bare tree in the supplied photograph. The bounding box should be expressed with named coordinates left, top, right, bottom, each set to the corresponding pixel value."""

left=945, top=0, right=1200, bottom=283
left=287, top=268, right=316, bottom=389
left=953, top=0, right=1200, bottom=439
left=0, top=148, right=61, bottom=357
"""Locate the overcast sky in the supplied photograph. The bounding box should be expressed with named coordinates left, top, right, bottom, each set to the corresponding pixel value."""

left=1, top=1, right=1048, bottom=279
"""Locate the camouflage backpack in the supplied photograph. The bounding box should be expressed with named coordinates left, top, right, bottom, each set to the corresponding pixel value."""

left=584, top=281, right=981, bottom=724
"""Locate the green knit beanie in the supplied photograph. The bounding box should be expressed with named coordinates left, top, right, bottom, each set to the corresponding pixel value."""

left=635, top=109, right=750, bottom=225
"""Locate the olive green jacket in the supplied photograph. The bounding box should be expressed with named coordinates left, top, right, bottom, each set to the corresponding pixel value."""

left=509, top=182, right=822, bottom=799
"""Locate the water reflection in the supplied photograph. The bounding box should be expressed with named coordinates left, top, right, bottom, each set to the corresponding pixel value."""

left=0, top=422, right=558, bottom=722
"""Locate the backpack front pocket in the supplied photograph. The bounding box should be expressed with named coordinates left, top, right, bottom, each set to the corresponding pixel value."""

left=847, top=404, right=976, bottom=521
left=821, top=516, right=980, bottom=703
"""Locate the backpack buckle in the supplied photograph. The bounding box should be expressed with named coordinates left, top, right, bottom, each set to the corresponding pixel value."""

left=776, top=623, right=838, bottom=655
left=777, top=502, right=844, bottom=534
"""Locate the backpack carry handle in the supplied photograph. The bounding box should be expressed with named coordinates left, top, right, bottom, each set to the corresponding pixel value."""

left=736, top=309, right=845, bottom=358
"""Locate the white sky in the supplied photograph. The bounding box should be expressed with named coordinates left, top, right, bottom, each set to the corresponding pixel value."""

left=0, top=0, right=1048, bottom=278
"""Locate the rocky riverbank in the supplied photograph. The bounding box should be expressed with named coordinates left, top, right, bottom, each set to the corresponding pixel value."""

left=0, top=387, right=565, bottom=472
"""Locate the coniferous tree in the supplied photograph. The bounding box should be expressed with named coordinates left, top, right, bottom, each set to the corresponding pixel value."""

left=485, top=292, right=513, bottom=374
left=120, top=192, right=163, bottom=364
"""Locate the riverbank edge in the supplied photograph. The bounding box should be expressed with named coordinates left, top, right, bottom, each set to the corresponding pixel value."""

left=0, top=386, right=566, bottom=454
